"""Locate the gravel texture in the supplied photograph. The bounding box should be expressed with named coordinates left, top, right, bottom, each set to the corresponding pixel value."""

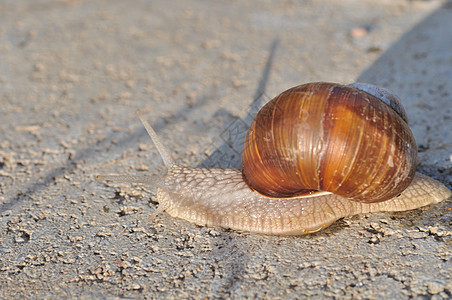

left=1, top=0, right=451, bottom=299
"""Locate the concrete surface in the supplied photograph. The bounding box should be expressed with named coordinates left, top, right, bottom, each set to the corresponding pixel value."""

left=1, top=0, right=451, bottom=298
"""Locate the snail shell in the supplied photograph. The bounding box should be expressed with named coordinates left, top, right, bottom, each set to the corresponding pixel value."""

left=242, top=82, right=417, bottom=202
left=97, top=82, right=452, bottom=235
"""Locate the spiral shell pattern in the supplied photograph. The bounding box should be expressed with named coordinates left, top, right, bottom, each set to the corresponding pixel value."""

left=242, top=82, right=417, bottom=203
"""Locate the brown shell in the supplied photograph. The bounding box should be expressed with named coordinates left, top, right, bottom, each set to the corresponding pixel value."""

left=242, top=82, right=418, bottom=203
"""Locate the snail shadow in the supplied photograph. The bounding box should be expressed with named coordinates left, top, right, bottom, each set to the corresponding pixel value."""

left=197, top=3, right=452, bottom=177
left=355, top=3, right=452, bottom=185
left=355, top=2, right=452, bottom=91
left=196, top=38, right=279, bottom=169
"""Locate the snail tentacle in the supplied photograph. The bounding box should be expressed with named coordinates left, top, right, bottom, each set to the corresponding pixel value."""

left=136, top=109, right=175, bottom=169
left=96, top=174, right=164, bottom=186
left=98, top=111, right=177, bottom=218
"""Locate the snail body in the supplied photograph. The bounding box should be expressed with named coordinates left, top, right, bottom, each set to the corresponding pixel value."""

left=97, top=82, right=451, bottom=235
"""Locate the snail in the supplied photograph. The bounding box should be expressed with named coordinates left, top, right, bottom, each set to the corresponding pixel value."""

left=97, top=82, right=451, bottom=235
